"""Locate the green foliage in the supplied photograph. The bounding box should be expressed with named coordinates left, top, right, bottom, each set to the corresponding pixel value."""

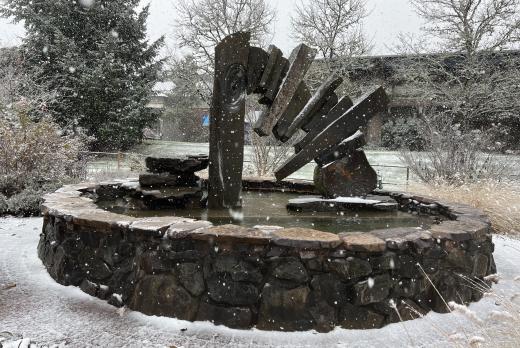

left=381, top=117, right=425, bottom=151
left=1, top=0, right=164, bottom=150
left=162, top=55, right=209, bottom=142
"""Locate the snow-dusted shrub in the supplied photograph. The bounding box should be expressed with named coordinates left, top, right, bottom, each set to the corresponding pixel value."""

left=0, top=117, right=88, bottom=215
left=381, top=117, right=425, bottom=151
left=0, top=194, right=8, bottom=215
left=400, top=111, right=510, bottom=186
left=6, top=187, right=47, bottom=216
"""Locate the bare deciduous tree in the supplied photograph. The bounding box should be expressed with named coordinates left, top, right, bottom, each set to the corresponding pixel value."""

left=400, top=110, right=511, bottom=185
left=172, top=0, right=293, bottom=178
left=290, top=0, right=371, bottom=100
left=291, top=0, right=370, bottom=60
left=399, top=0, right=520, bottom=145
left=174, top=0, right=276, bottom=101
left=394, top=0, right=520, bottom=183
left=0, top=47, right=57, bottom=125
left=410, top=0, right=520, bottom=55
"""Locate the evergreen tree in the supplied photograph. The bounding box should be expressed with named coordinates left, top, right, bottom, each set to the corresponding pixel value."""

left=1, top=0, right=164, bottom=150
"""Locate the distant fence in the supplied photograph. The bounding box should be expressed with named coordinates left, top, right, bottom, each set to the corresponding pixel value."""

left=83, top=151, right=413, bottom=189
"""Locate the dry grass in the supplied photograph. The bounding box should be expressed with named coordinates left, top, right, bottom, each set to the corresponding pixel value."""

left=408, top=180, right=520, bottom=236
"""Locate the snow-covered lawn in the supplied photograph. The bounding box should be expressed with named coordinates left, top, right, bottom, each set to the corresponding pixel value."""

left=1, top=217, right=520, bottom=348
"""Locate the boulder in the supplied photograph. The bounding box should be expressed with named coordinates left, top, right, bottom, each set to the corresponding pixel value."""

left=257, top=284, right=313, bottom=331
left=130, top=275, right=199, bottom=320
left=314, top=150, right=378, bottom=198
left=196, top=301, right=253, bottom=329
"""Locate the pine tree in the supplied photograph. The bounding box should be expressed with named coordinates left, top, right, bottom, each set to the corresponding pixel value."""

left=1, top=0, right=164, bottom=150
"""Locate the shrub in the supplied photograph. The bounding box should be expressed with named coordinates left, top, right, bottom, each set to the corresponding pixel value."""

left=0, top=117, right=88, bottom=216
left=381, top=117, right=425, bottom=151
left=400, top=111, right=510, bottom=186
left=0, top=194, right=8, bottom=215
left=6, top=187, right=47, bottom=217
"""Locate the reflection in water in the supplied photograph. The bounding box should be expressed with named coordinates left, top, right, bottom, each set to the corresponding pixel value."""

left=97, top=191, right=432, bottom=234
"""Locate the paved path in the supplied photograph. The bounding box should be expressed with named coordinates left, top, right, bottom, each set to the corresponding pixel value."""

left=1, top=217, right=520, bottom=347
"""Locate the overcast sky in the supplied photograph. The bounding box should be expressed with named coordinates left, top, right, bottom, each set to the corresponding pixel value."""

left=0, top=0, right=423, bottom=55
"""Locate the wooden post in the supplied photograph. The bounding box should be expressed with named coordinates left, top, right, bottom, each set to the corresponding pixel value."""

left=117, top=152, right=122, bottom=171
left=208, top=32, right=251, bottom=209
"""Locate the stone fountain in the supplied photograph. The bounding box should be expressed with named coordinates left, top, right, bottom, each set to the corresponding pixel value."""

left=37, top=33, right=496, bottom=332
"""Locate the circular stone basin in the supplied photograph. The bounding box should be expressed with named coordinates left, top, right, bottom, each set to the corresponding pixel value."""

left=97, top=190, right=434, bottom=234
left=38, top=178, right=496, bottom=332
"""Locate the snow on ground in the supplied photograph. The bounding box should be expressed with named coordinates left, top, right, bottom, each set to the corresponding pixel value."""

left=1, top=217, right=520, bottom=348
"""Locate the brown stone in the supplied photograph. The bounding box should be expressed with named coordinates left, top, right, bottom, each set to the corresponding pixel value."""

left=196, top=302, right=253, bottom=329
left=271, top=228, right=342, bottom=249
left=190, top=224, right=272, bottom=244
left=254, top=44, right=317, bottom=136
left=314, top=150, right=378, bottom=198
left=166, top=221, right=214, bottom=239
left=272, top=81, right=312, bottom=140
left=339, top=303, right=385, bottom=329
left=257, top=285, right=313, bottom=331
left=352, top=274, right=391, bottom=305
left=430, top=220, right=490, bottom=241
left=280, top=74, right=343, bottom=141
left=139, top=173, right=199, bottom=188
left=72, top=210, right=137, bottom=232
left=208, top=32, right=250, bottom=209
left=275, top=86, right=389, bottom=181
left=371, top=227, right=429, bottom=250
left=130, top=217, right=189, bottom=236
left=340, top=232, right=387, bottom=253
left=258, top=55, right=289, bottom=105
left=327, top=257, right=372, bottom=280
left=294, top=96, right=354, bottom=153
left=315, top=131, right=367, bottom=166
left=130, top=275, right=199, bottom=321
left=257, top=45, right=284, bottom=94
left=247, top=46, right=269, bottom=94
left=145, top=156, right=209, bottom=174
left=301, top=92, right=338, bottom=132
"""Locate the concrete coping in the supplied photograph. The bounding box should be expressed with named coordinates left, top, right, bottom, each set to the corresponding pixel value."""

left=41, top=179, right=493, bottom=252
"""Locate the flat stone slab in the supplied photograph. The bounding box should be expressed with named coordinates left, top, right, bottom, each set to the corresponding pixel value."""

left=272, top=81, right=311, bottom=140
left=130, top=217, right=192, bottom=236
left=247, top=46, right=269, bottom=94
left=339, top=232, right=387, bottom=253
left=190, top=225, right=272, bottom=244
left=271, top=228, right=342, bottom=249
left=139, top=187, right=203, bottom=201
left=287, top=195, right=398, bottom=212
left=371, top=227, right=433, bottom=250
left=139, top=173, right=199, bottom=188
left=429, top=219, right=490, bottom=241
left=145, top=155, right=209, bottom=174
left=166, top=221, right=214, bottom=239
left=72, top=209, right=138, bottom=232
